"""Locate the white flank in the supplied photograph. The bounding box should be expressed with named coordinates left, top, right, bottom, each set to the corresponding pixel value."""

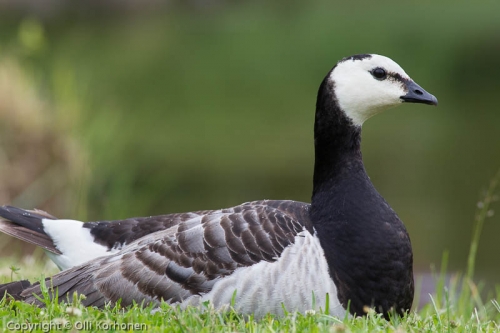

left=42, top=219, right=117, bottom=271
left=181, top=230, right=345, bottom=318
left=331, top=54, right=411, bottom=126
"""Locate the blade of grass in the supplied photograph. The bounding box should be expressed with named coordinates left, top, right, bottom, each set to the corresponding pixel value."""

left=467, top=168, right=500, bottom=281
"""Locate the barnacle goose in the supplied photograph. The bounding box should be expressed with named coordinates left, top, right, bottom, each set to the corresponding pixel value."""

left=0, top=54, right=437, bottom=319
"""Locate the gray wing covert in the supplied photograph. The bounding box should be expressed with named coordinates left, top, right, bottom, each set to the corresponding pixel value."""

left=22, top=200, right=310, bottom=308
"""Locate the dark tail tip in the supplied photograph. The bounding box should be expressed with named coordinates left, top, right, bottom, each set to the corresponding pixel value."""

left=0, top=206, right=47, bottom=234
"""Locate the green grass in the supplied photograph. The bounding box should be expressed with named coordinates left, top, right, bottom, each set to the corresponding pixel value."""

left=0, top=285, right=498, bottom=332
left=1, top=171, right=499, bottom=332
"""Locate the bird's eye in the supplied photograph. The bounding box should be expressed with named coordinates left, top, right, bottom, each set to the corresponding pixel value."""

left=371, top=68, right=387, bottom=80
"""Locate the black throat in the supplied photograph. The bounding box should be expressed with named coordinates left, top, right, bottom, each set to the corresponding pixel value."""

left=309, top=72, right=414, bottom=318
left=312, top=74, right=363, bottom=197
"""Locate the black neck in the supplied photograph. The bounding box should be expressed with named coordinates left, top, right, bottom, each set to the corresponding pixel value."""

left=312, top=74, right=363, bottom=201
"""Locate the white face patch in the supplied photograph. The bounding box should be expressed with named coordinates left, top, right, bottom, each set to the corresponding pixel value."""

left=330, top=54, right=412, bottom=126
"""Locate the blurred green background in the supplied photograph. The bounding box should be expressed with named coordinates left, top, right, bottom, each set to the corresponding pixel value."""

left=0, top=0, right=499, bottom=292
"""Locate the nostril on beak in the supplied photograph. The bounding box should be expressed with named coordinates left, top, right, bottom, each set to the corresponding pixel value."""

left=414, top=89, right=423, bottom=95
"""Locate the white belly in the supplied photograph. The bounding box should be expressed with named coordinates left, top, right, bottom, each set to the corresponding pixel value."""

left=182, top=231, right=345, bottom=318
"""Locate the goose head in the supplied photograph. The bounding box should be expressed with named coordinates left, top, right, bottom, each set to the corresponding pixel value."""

left=329, top=54, right=438, bottom=126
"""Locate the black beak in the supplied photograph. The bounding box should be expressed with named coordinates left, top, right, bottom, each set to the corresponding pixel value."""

left=401, top=81, right=438, bottom=106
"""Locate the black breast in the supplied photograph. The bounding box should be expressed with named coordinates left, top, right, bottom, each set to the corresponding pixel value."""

left=311, top=164, right=414, bottom=318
